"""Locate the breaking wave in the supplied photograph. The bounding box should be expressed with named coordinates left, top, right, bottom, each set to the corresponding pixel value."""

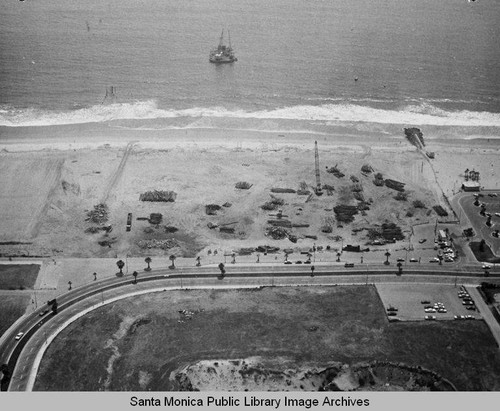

left=1, top=100, right=500, bottom=127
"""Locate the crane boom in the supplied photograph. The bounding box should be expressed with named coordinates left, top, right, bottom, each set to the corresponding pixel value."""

left=314, top=141, right=323, bottom=195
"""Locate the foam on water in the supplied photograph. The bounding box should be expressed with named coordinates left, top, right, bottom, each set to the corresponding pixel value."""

left=1, top=100, right=500, bottom=128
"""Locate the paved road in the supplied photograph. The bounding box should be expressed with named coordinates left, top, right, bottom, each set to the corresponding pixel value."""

left=2, top=265, right=500, bottom=391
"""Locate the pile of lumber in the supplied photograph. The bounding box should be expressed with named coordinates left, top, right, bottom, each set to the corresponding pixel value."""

left=261, top=195, right=285, bottom=210
left=353, top=191, right=365, bottom=202
left=205, top=204, right=222, bottom=215
left=361, top=164, right=373, bottom=174
left=350, top=175, right=359, bottom=183
left=266, top=226, right=289, bottom=240
left=271, top=188, right=296, bottom=193
left=333, top=204, right=359, bottom=223
left=368, top=223, right=405, bottom=242
left=373, top=173, right=384, bottom=186
left=235, top=181, right=253, bottom=189
left=267, top=219, right=292, bottom=228
left=164, top=226, right=178, bottom=233
left=433, top=205, right=449, bottom=217
left=84, top=225, right=112, bottom=234
left=149, top=213, right=163, bottom=225
left=385, top=179, right=406, bottom=192
left=326, top=165, right=345, bottom=178
left=85, top=203, right=109, bottom=224
left=139, top=190, right=177, bottom=202
left=137, top=238, right=178, bottom=250
left=219, top=227, right=235, bottom=234
left=255, top=245, right=280, bottom=253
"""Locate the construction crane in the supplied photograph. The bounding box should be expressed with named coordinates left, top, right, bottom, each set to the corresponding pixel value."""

left=314, top=141, right=323, bottom=196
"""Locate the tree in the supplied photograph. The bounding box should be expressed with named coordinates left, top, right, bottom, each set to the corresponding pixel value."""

left=132, top=271, right=138, bottom=284
left=68, top=281, right=72, bottom=290
left=384, top=250, right=391, bottom=265
left=116, top=259, right=125, bottom=275
left=218, top=263, right=226, bottom=279
left=479, top=239, right=486, bottom=253
left=336, top=252, right=341, bottom=262
left=231, top=253, right=236, bottom=264
left=196, top=256, right=201, bottom=267
left=310, top=265, right=315, bottom=277
left=144, top=257, right=152, bottom=272
left=93, top=272, right=97, bottom=281
left=169, top=255, right=176, bottom=269
left=397, top=262, right=403, bottom=275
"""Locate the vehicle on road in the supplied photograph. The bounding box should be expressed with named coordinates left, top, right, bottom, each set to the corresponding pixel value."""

left=15, top=332, right=24, bottom=340
left=482, top=264, right=492, bottom=269
left=39, top=309, right=49, bottom=316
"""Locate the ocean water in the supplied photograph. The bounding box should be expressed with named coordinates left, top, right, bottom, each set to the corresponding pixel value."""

left=0, top=0, right=499, bottom=129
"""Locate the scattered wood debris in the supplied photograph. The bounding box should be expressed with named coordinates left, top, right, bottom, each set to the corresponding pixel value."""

left=139, top=190, right=177, bottom=202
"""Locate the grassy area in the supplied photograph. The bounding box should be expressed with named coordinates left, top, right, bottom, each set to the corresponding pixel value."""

left=469, top=242, right=500, bottom=263
left=0, top=265, right=40, bottom=290
left=0, top=294, right=31, bottom=337
left=33, top=286, right=500, bottom=391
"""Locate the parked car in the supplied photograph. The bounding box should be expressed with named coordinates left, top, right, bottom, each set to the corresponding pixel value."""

left=430, top=257, right=439, bottom=263
left=465, top=305, right=476, bottom=311
left=284, top=261, right=292, bottom=265
left=344, top=263, right=354, bottom=268
left=421, top=300, right=431, bottom=305
left=397, top=258, right=405, bottom=262
left=295, top=261, right=303, bottom=264
left=418, top=239, right=427, bottom=244
left=425, top=308, right=437, bottom=313
left=454, top=315, right=466, bottom=320
left=409, top=258, right=418, bottom=262
left=387, top=312, right=398, bottom=316
left=424, top=315, right=436, bottom=320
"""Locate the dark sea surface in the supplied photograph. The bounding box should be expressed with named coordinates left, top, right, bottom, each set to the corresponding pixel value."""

left=0, top=0, right=499, bottom=129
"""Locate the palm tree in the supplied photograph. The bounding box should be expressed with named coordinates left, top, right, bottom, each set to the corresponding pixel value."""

left=336, top=252, right=341, bottom=262
left=196, top=256, right=201, bottom=267
left=397, top=262, right=403, bottom=275
left=218, top=263, right=225, bottom=279
left=256, top=254, right=260, bottom=263
left=93, top=272, right=97, bottom=281
left=310, top=265, right=315, bottom=277
left=384, top=250, right=391, bottom=265
left=169, top=255, right=176, bottom=269
left=68, top=281, right=72, bottom=290
left=116, top=259, right=125, bottom=275
left=231, top=253, right=236, bottom=264
left=144, top=257, right=152, bottom=272
left=132, top=271, right=138, bottom=284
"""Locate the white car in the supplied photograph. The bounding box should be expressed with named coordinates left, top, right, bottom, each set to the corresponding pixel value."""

left=425, top=308, right=437, bottom=313
left=482, top=264, right=492, bottom=269
left=15, top=332, right=24, bottom=340
left=495, top=212, right=500, bottom=217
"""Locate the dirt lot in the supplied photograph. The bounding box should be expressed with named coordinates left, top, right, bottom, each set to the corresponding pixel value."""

left=0, top=294, right=31, bottom=337
left=33, top=285, right=500, bottom=391
left=376, top=283, right=480, bottom=321
left=0, top=264, right=39, bottom=290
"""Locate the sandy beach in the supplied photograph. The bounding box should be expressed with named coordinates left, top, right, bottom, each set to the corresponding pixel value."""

left=1, top=122, right=499, bottom=261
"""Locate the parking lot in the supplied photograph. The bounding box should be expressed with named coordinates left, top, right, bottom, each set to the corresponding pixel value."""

left=376, top=283, right=482, bottom=322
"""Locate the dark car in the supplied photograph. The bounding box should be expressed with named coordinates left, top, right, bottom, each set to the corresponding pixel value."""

left=344, top=263, right=354, bottom=268
left=421, top=300, right=431, bottom=305
left=295, top=261, right=303, bottom=264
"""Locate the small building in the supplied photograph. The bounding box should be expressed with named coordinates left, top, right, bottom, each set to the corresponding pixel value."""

left=462, top=181, right=480, bottom=192
left=438, top=230, right=447, bottom=241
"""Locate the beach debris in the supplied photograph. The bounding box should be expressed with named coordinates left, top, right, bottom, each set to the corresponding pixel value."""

left=350, top=175, right=359, bottom=183
left=235, top=181, right=253, bottom=190
left=148, top=213, right=163, bottom=225
left=426, top=151, right=435, bottom=159
left=139, top=190, right=177, bottom=202
left=143, top=227, right=154, bottom=234
left=237, top=247, right=255, bottom=256
left=433, top=205, right=449, bottom=217
left=164, top=226, right=179, bottom=233
left=266, top=226, right=289, bottom=240
left=223, top=202, right=232, bottom=208
left=333, top=204, right=359, bottom=224
left=404, top=128, right=425, bottom=149
left=207, top=222, right=218, bottom=229
left=137, top=239, right=179, bottom=250
left=85, top=203, right=109, bottom=224
left=292, top=223, right=310, bottom=228
left=98, top=237, right=117, bottom=247
left=297, top=189, right=311, bottom=196
left=205, top=204, right=222, bottom=215
left=271, top=188, right=296, bottom=193
left=267, top=219, right=292, bottom=228
left=219, top=226, right=235, bottom=234
left=385, top=179, right=406, bottom=192
left=85, top=225, right=112, bottom=234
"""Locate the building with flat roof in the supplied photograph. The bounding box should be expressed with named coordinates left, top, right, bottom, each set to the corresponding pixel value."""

left=462, top=181, right=480, bottom=192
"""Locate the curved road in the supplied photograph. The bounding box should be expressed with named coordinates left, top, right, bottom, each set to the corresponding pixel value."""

left=2, top=264, right=500, bottom=391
